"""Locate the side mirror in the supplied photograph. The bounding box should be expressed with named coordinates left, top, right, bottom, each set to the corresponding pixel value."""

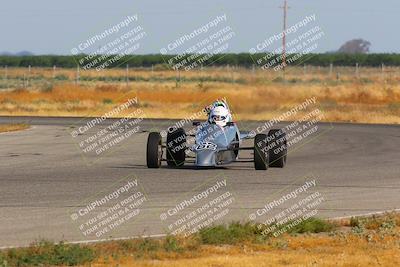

left=192, top=121, right=201, bottom=126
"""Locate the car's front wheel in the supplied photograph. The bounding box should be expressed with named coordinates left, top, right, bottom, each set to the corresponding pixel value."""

left=166, top=128, right=186, bottom=167
left=268, top=129, right=287, bottom=168
left=146, top=132, right=162, bottom=168
left=254, top=134, right=268, bottom=170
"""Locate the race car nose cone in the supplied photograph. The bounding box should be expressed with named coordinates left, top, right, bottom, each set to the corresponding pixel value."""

left=196, top=150, right=216, bottom=167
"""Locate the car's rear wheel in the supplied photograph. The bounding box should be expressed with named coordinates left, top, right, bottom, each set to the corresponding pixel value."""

left=166, top=128, right=186, bottom=167
left=254, top=134, right=268, bottom=170
left=268, top=129, right=287, bottom=168
left=147, top=132, right=162, bottom=168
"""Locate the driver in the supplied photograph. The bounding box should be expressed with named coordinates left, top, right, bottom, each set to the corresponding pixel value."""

left=208, top=102, right=232, bottom=127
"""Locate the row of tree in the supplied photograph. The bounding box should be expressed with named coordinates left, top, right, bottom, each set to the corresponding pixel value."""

left=0, top=53, right=400, bottom=68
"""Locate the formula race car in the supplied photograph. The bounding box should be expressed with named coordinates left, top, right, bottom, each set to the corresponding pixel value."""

left=146, top=101, right=287, bottom=170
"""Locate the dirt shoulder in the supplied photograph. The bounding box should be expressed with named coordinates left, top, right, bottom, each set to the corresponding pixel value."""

left=0, top=123, right=29, bottom=133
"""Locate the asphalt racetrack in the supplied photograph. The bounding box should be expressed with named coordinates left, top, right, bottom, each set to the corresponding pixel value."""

left=0, top=116, right=399, bottom=247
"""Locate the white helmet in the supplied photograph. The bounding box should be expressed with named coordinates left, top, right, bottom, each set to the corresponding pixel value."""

left=209, top=106, right=230, bottom=127
left=212, top=101, right=229, bottom=110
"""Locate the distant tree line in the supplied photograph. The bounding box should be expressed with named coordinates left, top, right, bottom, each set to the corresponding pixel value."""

left=0, top=53, right=400, bottom=68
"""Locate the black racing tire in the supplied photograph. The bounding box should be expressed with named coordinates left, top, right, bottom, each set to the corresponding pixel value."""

left=166, top=128, right=186, bottom=167
left=254, top=134, right=268, bottom=170
left=268, top=129, right=287, bottom=168
left=233, top=134, right=239, bottom=158
left=147, top=132, right=162, bottom=168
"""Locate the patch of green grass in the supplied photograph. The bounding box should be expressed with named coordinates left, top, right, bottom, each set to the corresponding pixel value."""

left=350, top=216, right=362, bottom=227
left=350, top=213, right=398, bottom=232
left=272, top=76, right=285, bottom=83
left=288, top=78, right=301, bottom=83
left=136, top=238, right=160, bottom=254
left=102, top=98, right=113, bottom=104
left=259, top=217, right=336, bottom=238
left=359, top=77, right=373, bottom=83
left=54, top=74, right=69, bottom=80
left=0, top=240, right=95, bottom=267
left=308, top=78, right=322, bottom=83
left=285, top=217, right=335, bottom=234
left=70, top=74, right=248, bottom=85
left=187, top=218, right=335, bottom=246
left=163, top=236, right=183, bottom=252
left=198, top=222, right=263, bottom=245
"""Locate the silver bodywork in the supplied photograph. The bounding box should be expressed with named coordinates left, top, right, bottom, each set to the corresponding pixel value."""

left=192, top=122, right=241, bottom=167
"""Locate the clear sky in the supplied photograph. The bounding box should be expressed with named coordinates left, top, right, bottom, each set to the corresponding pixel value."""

left=1, top=0, right=398, bottom=55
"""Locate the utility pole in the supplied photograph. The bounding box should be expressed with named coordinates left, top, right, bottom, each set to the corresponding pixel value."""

left=279, top=0, right=289, bottom=71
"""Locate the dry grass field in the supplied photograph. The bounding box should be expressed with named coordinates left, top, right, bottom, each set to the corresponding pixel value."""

left=0, top=66, right=399, bottom=123
left=0, top=123, right=29, bottom=133
left=100, top=235, right=400, bottom=267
